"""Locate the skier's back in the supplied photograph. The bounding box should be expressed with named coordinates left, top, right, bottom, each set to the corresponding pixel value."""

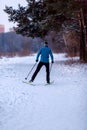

left=36, top=43, right=54, bottom=63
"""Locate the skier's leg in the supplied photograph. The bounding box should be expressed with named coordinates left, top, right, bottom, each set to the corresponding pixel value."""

left=45, top=63, right=50, bottom=83
left=30, top=62, right=43, bottom=81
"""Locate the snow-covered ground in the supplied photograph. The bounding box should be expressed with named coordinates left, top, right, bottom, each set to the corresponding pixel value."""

left=0, top=53, right=87, bottom=130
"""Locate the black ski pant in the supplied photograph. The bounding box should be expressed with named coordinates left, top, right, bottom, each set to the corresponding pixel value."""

left=31, top=62, right=50, bottom=83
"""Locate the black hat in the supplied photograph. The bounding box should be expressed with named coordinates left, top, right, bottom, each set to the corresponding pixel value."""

left=45, top=41, right=48, bottom=45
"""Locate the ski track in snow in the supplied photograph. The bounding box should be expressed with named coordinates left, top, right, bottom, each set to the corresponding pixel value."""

left=0, top=53, right=87, bottom=130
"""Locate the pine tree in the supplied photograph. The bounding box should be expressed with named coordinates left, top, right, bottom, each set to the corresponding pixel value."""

left=4, top=0, right=80, bottom=38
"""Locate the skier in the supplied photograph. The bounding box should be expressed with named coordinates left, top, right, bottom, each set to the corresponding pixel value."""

left=29, top=41, right=54, bottom=84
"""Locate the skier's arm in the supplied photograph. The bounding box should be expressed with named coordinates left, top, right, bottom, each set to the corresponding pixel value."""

left=49, top=50, right=54, bottom=63
left=36, top=49, right=41, bottom=62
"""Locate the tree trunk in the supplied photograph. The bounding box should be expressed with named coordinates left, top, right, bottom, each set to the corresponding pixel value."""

left=79, top=8, right=86, bottom=61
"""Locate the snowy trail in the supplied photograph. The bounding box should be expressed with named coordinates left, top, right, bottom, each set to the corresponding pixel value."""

left=0, top=54, right=87, bottom=130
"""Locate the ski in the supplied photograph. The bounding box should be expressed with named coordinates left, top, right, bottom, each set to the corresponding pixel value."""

left=22, top=80, right=54, bottom=86
left=22, top=81, right=36, bottom=86
left=45, top=81, right=54, bottom=86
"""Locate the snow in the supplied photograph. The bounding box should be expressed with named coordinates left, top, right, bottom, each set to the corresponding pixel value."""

left=0, top=53, right=87, bottom=130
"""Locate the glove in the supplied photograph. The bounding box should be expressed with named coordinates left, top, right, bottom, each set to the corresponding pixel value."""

left=52, top=61, right=54, bottom=63
left=36, top=59, right=38, bottom=62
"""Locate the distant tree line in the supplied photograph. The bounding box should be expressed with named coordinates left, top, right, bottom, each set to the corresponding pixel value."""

left=0, top=32, right=42, bottom=57
left=0, top=31, right=66, bottom=57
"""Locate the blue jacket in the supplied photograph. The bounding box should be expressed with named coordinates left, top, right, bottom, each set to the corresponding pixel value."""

left=36, top=45, right=54, bottom=63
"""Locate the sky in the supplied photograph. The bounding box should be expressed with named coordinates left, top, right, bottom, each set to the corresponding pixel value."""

left=0, top=0, right=27, bottom=32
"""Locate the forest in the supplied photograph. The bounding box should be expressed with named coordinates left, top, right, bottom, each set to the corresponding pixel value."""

left=2, top=0, right=87, bottom=61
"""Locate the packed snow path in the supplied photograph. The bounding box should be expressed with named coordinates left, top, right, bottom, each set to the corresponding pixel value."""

left=0, top=54, right=87, bottom=130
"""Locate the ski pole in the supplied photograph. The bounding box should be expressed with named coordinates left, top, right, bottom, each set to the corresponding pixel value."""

left=25, top=63, right=37, bottom=80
